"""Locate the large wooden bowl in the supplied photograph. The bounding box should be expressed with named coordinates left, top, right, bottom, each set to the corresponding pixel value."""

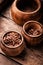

left=11, top=0, right=41, bottom=26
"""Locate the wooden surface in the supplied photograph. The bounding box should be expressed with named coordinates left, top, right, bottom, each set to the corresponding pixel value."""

left=0, top=8, right=43, bottom=65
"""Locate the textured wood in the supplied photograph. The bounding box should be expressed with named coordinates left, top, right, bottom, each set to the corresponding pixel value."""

left=0, top=53, right=19, bottom=65
left=0, top=8, right=43, bottom=65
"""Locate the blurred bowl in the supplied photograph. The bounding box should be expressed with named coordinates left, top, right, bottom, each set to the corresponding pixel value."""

left=11, top=0, right=41, bottom=25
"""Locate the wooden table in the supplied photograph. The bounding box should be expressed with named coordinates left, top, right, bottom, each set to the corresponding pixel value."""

left=0, top=8, right=43, bottom=65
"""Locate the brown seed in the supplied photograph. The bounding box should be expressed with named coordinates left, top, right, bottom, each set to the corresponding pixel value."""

left=28, top=29, right=34, bottom=35
left=3, top=32, right=22, bottom=47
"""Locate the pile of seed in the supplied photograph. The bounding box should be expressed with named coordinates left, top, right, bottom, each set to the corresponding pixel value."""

left=3, top=32, right=22, bottom=46
left=27, top=29, right=40, bottom=36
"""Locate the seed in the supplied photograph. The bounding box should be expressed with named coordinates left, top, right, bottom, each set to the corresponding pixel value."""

left=3, top=32, right=22, bottom=47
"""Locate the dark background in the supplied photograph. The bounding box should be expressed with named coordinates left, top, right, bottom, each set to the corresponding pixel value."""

left=0, top=0, right=14, bottom=13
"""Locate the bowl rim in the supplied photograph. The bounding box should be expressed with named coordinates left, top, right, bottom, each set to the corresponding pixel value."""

left=1, top=31, right=24, bottom=49
left=23, top=20, right=43, bottom=37
left=13, top=0, right=41, bottom=14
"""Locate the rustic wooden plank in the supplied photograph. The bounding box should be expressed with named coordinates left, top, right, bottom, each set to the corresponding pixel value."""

left=0, top=53, right=20, bottom=65
left=0, top=9, right=43, bottom=65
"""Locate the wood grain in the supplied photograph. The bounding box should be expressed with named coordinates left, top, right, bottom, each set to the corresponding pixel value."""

left=0, top=8, right=43, bottom=65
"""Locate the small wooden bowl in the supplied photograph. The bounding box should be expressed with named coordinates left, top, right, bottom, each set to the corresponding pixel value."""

left=22, top=21, right=43, bottom=46
left=11, top=0, right=41, bottom=26
left=1, top=31, right=25, bottom=56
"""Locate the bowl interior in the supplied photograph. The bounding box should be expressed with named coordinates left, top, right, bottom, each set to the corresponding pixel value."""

left=24, top=21, right=42, bottom=37
left=16, top=0, right=38, bottom=12
left=2, top=31, right=23, bottom=48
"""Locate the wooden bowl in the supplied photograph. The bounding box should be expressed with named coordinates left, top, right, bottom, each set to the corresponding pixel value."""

left=1, top=31, right=25, bottom=56
left=11, top=0, right=41, bottom=26
left=22, top=21, right=43, bottom=46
